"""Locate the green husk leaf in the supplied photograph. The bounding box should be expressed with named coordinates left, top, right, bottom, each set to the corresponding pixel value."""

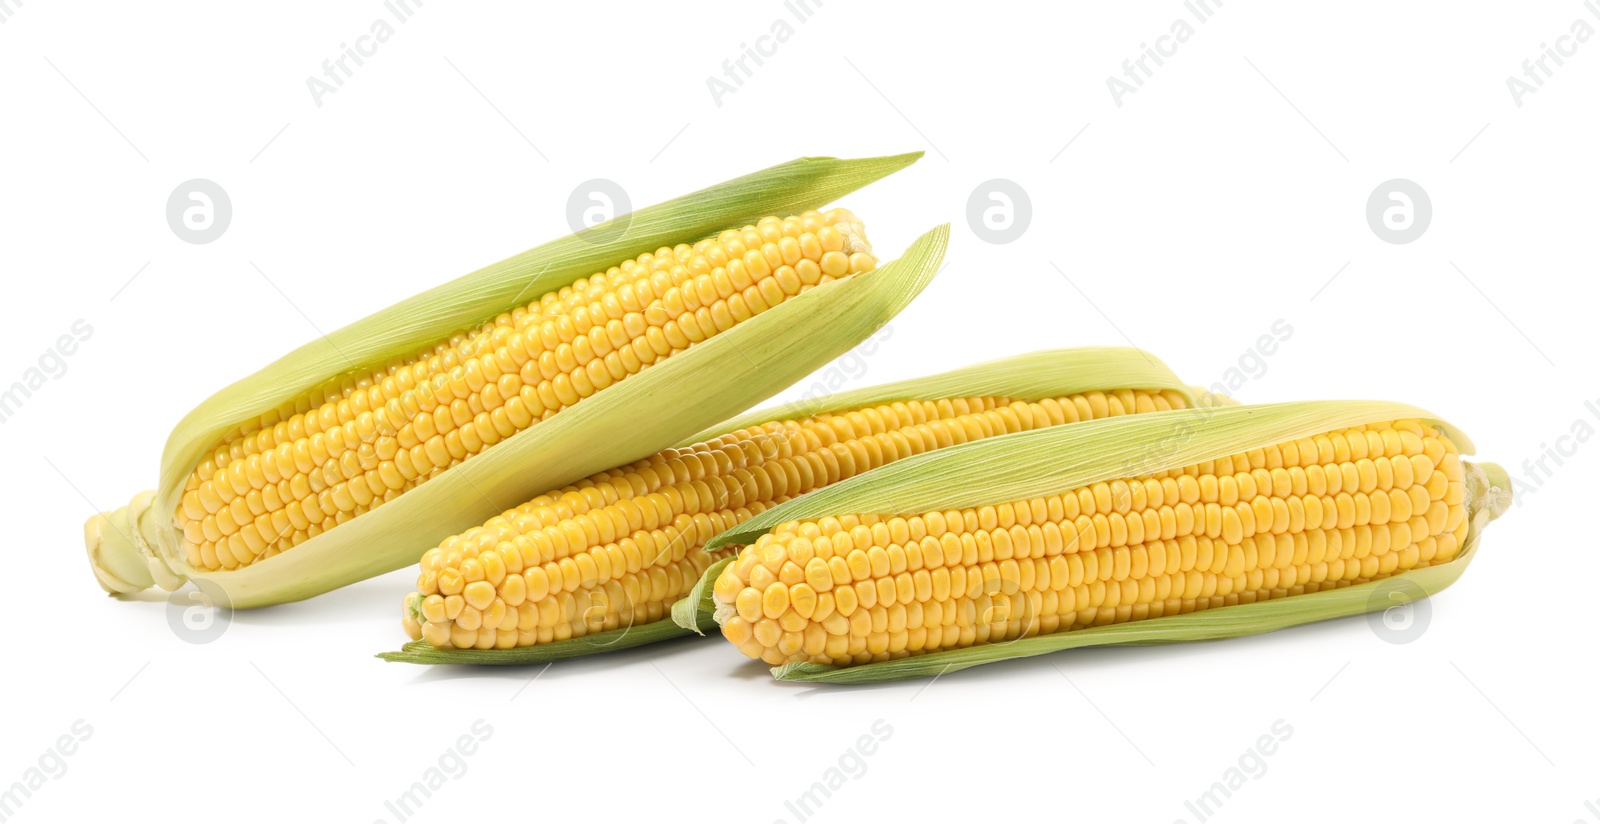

left=676, top=400, right=1488, bottom=647
left=671, top=556, right=735, bottom=633
left=678, top=346, right=1197, bottom=448
left=181, top=220, right=946, bottom=607
left=380, top=347, right=1196, bottom=663
left=377, top=611, right=716, bottom=666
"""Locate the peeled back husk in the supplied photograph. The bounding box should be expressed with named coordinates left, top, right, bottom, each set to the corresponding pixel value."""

left=85, top=153, right=942, bottom=608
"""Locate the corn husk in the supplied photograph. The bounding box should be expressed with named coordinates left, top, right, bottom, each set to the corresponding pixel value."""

left=672, top=400, right=1511, bottom=683
left=87, top=153, right=942, bottom=608
left=378, top=347, right=1200, bottom=664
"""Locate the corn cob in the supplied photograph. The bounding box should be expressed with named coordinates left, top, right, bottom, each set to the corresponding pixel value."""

left=84, top=153, right=943, bottom=608
left=379, top=348, right=1203, bottom=663
left=178, top=208, right=874, bottom=573
left=677, top=400, right=1511, bottom=682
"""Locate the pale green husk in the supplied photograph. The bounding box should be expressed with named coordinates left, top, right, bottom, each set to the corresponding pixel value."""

left=679, top=347, right=1200, bottom=446
left=377, top=347, right=1198, bottom=665
left=382, top=606, right=721, bottom=665
left=98, top=153, right=937, bottom=607
left=775, top=538, right=1486, bottom=683
left=672, top=400, right=1508, bottom=683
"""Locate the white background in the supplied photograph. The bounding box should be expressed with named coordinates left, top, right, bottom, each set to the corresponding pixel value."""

left=2, top=2, right=1596, bottom=822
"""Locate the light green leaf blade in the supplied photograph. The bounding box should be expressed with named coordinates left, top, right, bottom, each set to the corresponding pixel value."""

left=377, top=615, right=713, bottom=666
left=671, top=556, right=735, bottom=636
left=678, top=346, right=1197, bottom=448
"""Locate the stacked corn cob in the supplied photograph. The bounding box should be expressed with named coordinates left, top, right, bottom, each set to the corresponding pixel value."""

left=677, top=401, right=1510, bottom=682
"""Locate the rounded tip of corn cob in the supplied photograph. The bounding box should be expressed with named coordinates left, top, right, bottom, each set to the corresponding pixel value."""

left=826, top=208, right=873, bottom=258
left=84, top=490, right=185, bottom=595
left=402, top=591, right=425, bottom=641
